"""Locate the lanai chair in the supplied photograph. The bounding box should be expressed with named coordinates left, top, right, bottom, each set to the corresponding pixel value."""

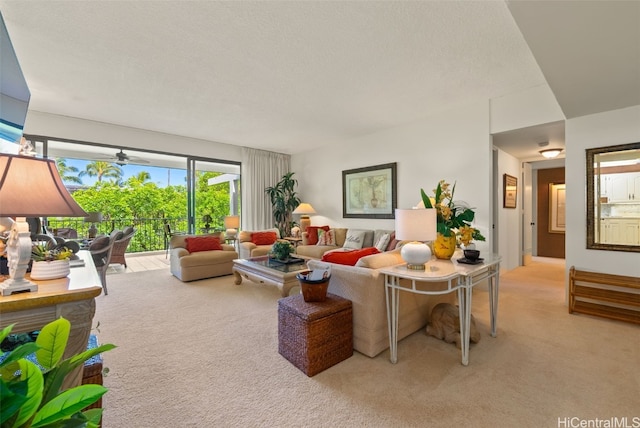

left=89, top=233, right=118, bottom=295
left=54, top=227, right=78, bottom=239
left=109, top=226, right=136, bottom=268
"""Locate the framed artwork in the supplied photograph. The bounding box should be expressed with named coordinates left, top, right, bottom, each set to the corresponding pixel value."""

left=503, top=174, right=517, bottom=209
left=549, top=183, right=566, bottom=233
left=342, top=162, right=397, bottom=219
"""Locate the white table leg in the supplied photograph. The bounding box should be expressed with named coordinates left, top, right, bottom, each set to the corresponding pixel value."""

left=385, top=276, right=400, bottom=364
left=457, top=279, right=473, bottom=366
left=489, top=266, right=499, bottom=337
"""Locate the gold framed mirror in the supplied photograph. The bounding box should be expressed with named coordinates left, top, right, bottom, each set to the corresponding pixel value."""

left=586, top=142, right=640, bottom=252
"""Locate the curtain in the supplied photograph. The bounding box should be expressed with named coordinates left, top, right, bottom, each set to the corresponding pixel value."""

left=242, top=148, right=290, bottom=231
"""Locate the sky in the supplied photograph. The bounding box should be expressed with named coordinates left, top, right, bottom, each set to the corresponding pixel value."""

left=64, top=158, right=187, bottom=188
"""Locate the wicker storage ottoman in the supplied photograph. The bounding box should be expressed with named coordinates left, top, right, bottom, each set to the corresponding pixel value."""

left=278, top=293, right=353, bottom=376
left=82, top=334, right=104, bottom=411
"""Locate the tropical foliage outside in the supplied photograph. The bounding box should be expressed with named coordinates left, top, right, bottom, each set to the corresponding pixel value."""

left=51, top=159, right=235, bottom=253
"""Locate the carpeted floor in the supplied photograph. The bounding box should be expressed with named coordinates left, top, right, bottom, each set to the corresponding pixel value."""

left=94, top=260, right=639, bottom=427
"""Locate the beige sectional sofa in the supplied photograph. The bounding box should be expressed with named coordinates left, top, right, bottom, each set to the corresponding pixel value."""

left=307, top=249, right=455, bottom=358
left=170, top=234, right=238, bottom=282
left=295, top=227, right=393, bottom=259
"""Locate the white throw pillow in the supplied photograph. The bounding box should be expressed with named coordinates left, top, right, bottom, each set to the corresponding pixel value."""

left=343, top=229, right=366, bottom=250
left=317, top=229, right=336, bottom=246
left=375, top=233, right=390, bottom=252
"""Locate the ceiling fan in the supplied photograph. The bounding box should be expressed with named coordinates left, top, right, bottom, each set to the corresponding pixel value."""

left=98, top=149, right=151, bottom=166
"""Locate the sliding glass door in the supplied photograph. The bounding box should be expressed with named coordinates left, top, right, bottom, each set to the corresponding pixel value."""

left=186, top=158, right=240, bottom=235
left=27, top=135, right=241, bottom=252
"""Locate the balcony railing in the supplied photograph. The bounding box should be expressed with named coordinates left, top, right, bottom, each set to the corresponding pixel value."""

left=46, top=218, right=189, bottom=253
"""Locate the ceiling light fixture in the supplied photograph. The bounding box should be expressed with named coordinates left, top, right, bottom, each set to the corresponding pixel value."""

left=539, top=148, right=563, bottom=159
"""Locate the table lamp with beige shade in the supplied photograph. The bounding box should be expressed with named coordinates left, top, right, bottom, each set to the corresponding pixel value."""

left=292, top=203, right=316, bottom=233
left=224, top=215, right=240, bottom=239
left=395, top=208, right=437, bottom=270
left=0, top=153, right=88, bottom=295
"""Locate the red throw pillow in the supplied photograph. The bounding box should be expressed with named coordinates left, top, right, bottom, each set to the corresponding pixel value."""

left=306, top=226, right=330, bottom=245
left=185, top=236, right=222, bottom=253
left=251, top=231, right=278, bottom=245
left=386, top=231, right=399, bottom=251
left=321, top=247, right=380, bottom=266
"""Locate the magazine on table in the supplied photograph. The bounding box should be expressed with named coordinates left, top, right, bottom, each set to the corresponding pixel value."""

left=308, top=265, right=331, bottom=281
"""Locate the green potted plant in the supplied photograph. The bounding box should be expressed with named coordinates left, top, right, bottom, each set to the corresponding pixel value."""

left=270, top=240, right=294, bottom=261
left=0, top=317, right=115, bottom=427
left=265, top=172, right=301, bottom=238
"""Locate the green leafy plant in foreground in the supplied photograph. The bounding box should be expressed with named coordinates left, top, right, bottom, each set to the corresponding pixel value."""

left=0, top=318, right=116, bottom=428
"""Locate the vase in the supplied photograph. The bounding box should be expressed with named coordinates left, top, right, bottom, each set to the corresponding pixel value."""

left=433, top=233, right=457, bottom=260
left=30, top=259, right=70, bottom=280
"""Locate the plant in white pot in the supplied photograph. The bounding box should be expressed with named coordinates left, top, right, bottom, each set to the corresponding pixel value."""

left=30, top=244, right=73, bottom=280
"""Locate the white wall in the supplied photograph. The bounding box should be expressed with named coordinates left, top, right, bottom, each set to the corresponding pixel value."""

left=495, top=148, right=521, bottom=270
left=565, top=105, right=640, bottom=278
left=490, top=84, right=564, bottom=133
left=24, top=110, right=244, bottom=162
left=292, top=100, right=495, bottom=256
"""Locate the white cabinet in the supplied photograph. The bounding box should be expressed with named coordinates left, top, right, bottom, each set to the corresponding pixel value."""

left=620, top=220, right=640, bottom=245
left=600, top=218, right=640, bottom=245
left=605, top=172, right=640, bottom=202
left=632, top=174, right=640, bottom=200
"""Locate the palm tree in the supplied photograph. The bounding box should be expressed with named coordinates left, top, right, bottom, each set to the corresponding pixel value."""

left=55, top=158, right=82, bottom=184
left=128, top=171, right=151, bottom=185
left=80, top=161, right=123, bottom=183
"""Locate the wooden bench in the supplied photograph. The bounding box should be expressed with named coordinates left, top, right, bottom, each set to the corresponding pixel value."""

left=569, top=266, right=640, bottom=324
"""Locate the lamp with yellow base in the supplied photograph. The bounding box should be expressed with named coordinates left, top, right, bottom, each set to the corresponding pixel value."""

left=292, top=203, right=316, bottom=234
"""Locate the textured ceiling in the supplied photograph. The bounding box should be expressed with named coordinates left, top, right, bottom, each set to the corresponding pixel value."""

left=0, top=1, right=637, bottom=158
left=0, top=1, right=545, bottom=155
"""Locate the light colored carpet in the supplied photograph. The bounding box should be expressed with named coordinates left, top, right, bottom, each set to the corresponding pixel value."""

left=94, top=260, right=639, bottom=427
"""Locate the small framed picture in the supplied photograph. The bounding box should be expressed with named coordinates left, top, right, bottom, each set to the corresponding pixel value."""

left=549, top=183, right=566, bottom=233
left=503, top=174, right=517, bottom=209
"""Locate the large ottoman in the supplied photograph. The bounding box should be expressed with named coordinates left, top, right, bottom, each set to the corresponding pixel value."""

left=278, top=293, right=353, bottom=376
left=82, top=334, right=104, bottom=411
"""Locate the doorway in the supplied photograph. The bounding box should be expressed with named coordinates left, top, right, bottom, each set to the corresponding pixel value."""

left=535, top=167, right=566, bottom=258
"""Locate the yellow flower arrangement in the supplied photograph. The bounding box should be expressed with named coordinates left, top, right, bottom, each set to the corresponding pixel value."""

left=421, top=180, right=485, bottom=246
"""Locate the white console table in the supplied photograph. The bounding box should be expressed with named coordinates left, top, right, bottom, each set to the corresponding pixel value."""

left=0, top=251, right=102, bottom=389
left=381, top=253, right=501, bottom=366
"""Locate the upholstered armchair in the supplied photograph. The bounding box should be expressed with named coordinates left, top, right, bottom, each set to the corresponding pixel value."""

left=237, top=228, right=280, bottom=259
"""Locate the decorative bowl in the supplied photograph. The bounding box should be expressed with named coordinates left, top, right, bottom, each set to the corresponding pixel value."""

left=463, top=249, right=480, bottom=261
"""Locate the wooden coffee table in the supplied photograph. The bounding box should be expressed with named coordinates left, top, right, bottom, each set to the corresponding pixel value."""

left=233, top=256, right=308, bottom=297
